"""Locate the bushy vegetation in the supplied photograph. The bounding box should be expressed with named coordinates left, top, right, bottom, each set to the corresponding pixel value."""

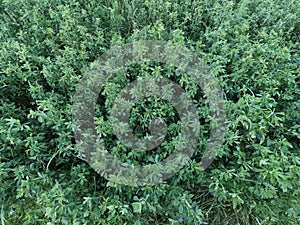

left=0, top=0, right=299, bottom=224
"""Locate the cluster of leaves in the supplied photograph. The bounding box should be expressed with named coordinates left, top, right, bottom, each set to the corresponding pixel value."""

left=0, top=0, right=299, bottom=224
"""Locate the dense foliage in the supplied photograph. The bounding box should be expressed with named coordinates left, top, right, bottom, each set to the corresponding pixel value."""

left=0, top=0, right=299, bottom=224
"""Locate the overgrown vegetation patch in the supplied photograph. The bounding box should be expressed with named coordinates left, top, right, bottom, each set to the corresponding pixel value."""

left=0, top=0, right=299, bottom=224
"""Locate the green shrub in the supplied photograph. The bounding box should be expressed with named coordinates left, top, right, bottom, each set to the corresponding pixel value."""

left=0, top=0, right=299, bottom=224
